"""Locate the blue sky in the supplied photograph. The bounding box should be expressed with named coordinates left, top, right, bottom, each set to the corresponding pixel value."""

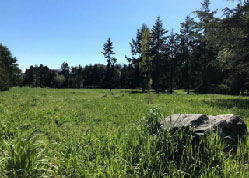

left=0, top=0, right=237, bottom=71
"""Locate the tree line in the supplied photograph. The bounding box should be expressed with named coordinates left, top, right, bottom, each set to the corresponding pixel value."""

left=21, top=63, right=129, bottom=89
left=1, top=0, right=249, bottom=94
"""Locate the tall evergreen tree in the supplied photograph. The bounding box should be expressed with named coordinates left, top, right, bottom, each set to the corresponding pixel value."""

left=61, top=62, right=70, bottom=88
left=216, top=2, right=249, bottom=94
left=102, top=37, right=117, bottom=91
left=193, top=0, right=222, bottom=93
left=126, top=24, right=148, bottom=88
left=140, top=26, right=153, bottom=92
left=179, top=16, right=196, bottom=94
left=151, top=17, right=168, bottom=92
left=167, top=30, right=179, bottom=93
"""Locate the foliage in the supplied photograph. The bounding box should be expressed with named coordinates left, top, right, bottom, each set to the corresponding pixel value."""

left=0, top=44, right=21, bottom=91
left=52, top=74, right=65, bottom=88
left=215, top=84, right=230, bottom=94
left=140, top=26, right=153, bottom=92
left=151, top=17, right=168, bottom=92
left=102, top=37, right=117, bottom=91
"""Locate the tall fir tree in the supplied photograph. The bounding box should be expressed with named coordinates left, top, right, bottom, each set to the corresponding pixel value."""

left=61, top=62, right=70, bottom=88
left=126, top=24, right=148, bottom=88
left=151, top=17, right=168, bottom=92
left=179, top=16, right=196, bottom=94
left=140, top=26, right=153, bottom=92
left=167, top=30, right=179, bottom=93
left=193, top=0, right=222, bottom=93
left=102, top=37, right=117, bottom=91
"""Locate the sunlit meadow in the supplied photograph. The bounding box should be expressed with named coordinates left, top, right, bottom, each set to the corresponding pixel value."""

left=0, top=88, right=249, bottom=177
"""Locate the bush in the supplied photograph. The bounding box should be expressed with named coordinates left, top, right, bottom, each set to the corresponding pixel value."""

left=52, top=74, right=65, bottom=88
left=214, top=84, right=230, bottom=94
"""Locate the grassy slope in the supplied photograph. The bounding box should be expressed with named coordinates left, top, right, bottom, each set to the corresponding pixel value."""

left=0, top=88, right=249, bottom=177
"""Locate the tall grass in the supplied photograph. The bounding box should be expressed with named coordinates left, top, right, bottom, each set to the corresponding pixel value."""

left=0, top=88, right=248, bottom=177
left=0, top=134, right=53, bottom=177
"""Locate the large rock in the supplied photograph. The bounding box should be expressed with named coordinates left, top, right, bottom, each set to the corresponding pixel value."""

left=160, top=114, right=248, bottom=152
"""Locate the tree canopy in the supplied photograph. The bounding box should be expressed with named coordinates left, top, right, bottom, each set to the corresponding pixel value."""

left=0, top=44, right=21, bottom=91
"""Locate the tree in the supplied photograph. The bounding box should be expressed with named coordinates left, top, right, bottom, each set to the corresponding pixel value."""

left=192, top=1, right=223, bottom=93
left=140, top=26, right=153, bottom=92
left=191, top=0, right=249, bottom=94
left=102, top=37, right=117, bottom=91
left=22, top=64, right=55, bottom=88
left=167, top=30, right=179, bottom=93
left=61, top=62, right=70, bottom=88
left=151, top=17, right=168, bottom=92
left=126, top=24, right=148, bottom=89
left=216, top=2, right=249, bottom=94
left=0, top=44, right=21, bottom=91
left=179, top=16, right=196, bottom=94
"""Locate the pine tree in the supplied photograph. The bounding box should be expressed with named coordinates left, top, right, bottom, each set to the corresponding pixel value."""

left=167, top=30, right=179, bottom=93
left=102, top=37, right=117, bottom=91
left=126, top=24, right=148, bottom=88
left=179, top=16, right=196, bottom=94
left=151, top=17, right=168, bottom=92
left=140, top=26, right=153, bottom=92
left=61, top=62, right=70, bottom=88
left=192, top=0, right=221, bottom=93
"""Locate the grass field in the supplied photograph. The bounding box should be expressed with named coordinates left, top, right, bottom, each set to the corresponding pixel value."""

left=0, top=88, right=249, bottom=177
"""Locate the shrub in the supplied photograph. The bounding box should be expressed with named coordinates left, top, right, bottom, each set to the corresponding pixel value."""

left=52, top=74, right=65, bottom=88
left=215, top=84, right=230, bottom=94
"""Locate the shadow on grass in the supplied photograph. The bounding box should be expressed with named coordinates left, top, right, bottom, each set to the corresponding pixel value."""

left=122, top=89, right=195, bottom=95
left=204, top=98, right=249, bottom=110
left=120, top=89, right=196, bottom=95
left=120, top=90, right=148, bottom=94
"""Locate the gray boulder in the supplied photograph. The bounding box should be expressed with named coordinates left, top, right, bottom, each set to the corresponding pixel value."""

left=160, top=114, right=247, bottom=152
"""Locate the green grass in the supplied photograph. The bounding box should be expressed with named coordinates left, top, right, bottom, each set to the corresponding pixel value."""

left=0, top=88, right=249, bottom=177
